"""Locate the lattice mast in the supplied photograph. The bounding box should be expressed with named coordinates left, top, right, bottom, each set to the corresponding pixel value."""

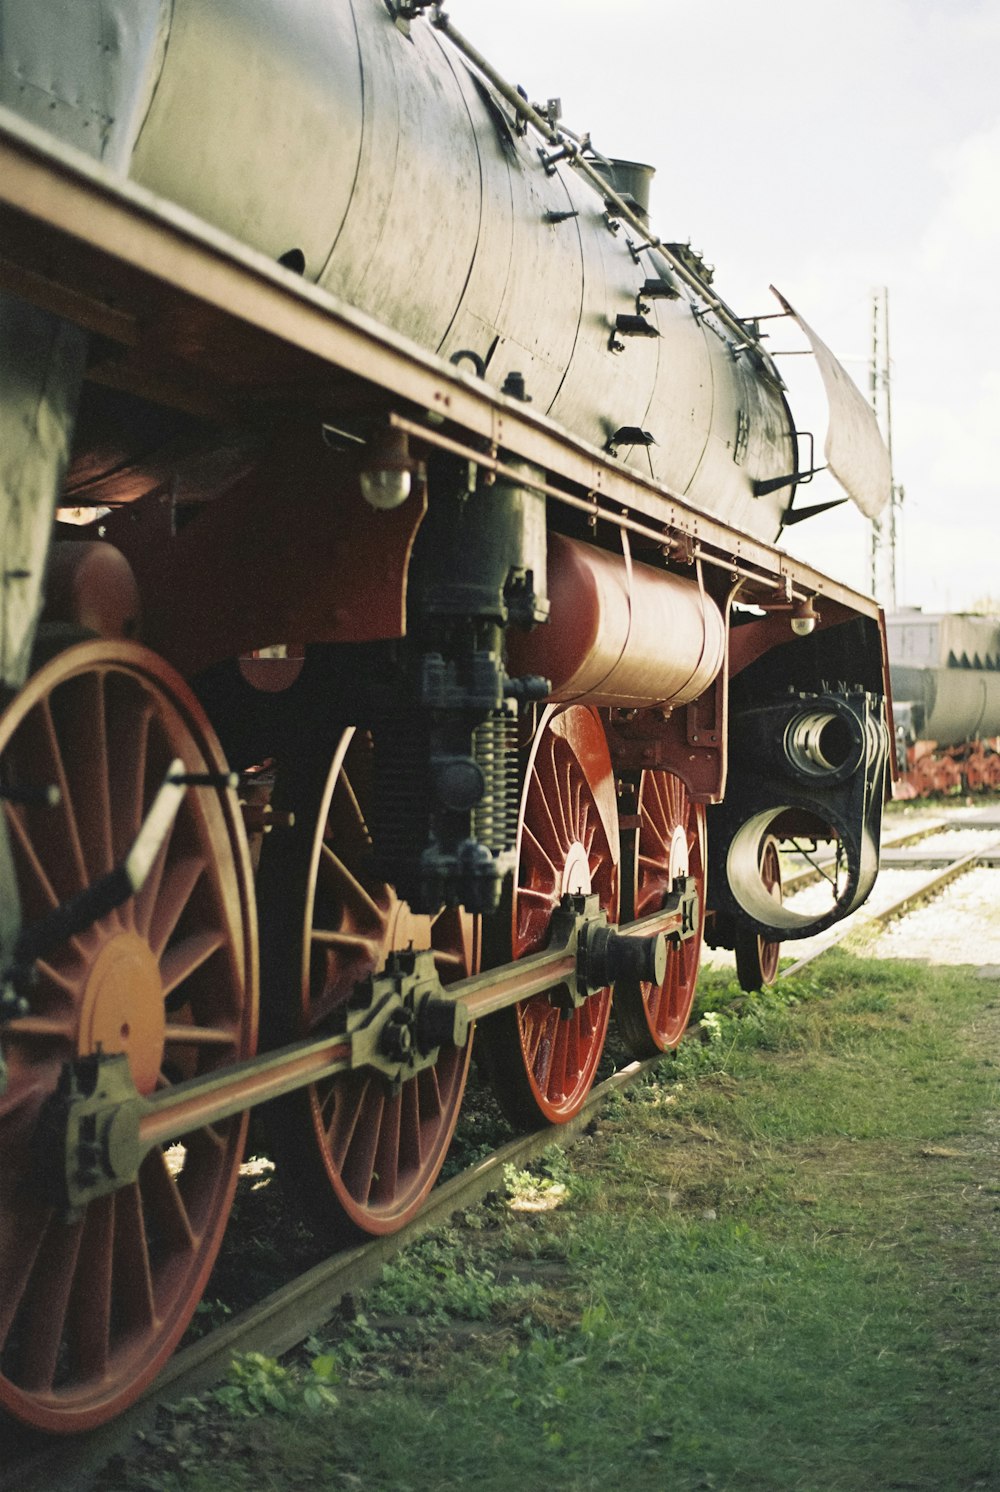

left=868, top=287, right=904, bottom=606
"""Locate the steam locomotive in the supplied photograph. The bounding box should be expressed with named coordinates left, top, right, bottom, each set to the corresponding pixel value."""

left=0, top=0, right=892, bottom=1433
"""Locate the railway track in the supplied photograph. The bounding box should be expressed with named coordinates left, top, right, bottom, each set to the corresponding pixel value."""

left=5, top=808, right=1000, bottom=1492
left=778, top=808, right=1000, bottom=977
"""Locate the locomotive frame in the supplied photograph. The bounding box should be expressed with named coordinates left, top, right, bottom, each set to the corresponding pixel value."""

left=0, top=1, right=891, bottom=1436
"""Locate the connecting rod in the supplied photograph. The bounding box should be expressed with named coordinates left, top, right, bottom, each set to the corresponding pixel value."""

left=31, top=882, right=698, bottom=1217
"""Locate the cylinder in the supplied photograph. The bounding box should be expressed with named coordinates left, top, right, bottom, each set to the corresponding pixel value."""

left=507, top=533, right=725, bottom=709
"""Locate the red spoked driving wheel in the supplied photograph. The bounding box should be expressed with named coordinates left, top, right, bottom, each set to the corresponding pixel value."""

left=258, top=729, right=478, bottom=1241
left=478, top=704, right=620, bottom=1127
left=0, top=641, right=256, bottom=1434
left=615, top=770, right=706, bottom=1057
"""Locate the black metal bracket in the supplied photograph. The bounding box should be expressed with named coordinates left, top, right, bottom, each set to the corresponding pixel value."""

left=606, top=427, right=657, bottom=455
left=781, top=496, right=847, bottom=527
left=609, top=314, right=660, bottom=354
left=537, top=141, right=575, bottom=176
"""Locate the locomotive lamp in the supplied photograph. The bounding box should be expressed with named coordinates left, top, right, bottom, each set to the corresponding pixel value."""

left=790, top=596, right=819, bottom=636
left=758, top=592, right=820, bottom=636
left=359, top=427, right=413, bottom=510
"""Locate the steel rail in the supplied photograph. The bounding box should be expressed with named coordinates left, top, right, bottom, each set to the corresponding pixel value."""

left=779, top=815, right=950, bottom=896
left=779, top=835, right=1000, bottom=979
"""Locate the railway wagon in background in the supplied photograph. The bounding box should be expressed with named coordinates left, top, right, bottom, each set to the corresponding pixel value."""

left=888, top=611, right=1000, bottom=796
left=0, top=0, right=891, bottom=1433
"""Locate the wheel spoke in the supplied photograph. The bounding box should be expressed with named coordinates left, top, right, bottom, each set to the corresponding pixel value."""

left=550, top=1016, right=571, bottom=1100
left=1, top=1014, right=75, bottom=1040
left=141, top=1146, right=198, bottom=1256
left=31, top=697, right=90, bottom=893
left=521, top=1003, right=552, bottom=1072
left=0, top=1202, right=46, bottom=1348
left=331, top=768, right=373, bottom=862
left=311, top=928, right=381, bottom=958
left=164, top=1022, right=237, bottom=1048
left=34, top=956, right=83, bottom=997
left=64, top=672, right=115, bottom=885
left=0, top=1077, right=47, bottom=1123
left=160, top=928, right=226, bottom=997
left=341, top=1085, right=383, bottom=1204
left=17, top=1218, right=84, bottom=1392
left=147, top=854, right=206, bottom=957
left=557, top=755, right=576, bottom=844
left=108, top=700, right=152, bottom=867
left=416, top=1064, right=443, bottom=1124
left=5, top=804, right=64, bottom=915
left=113, top=1182, right=156, bottom=1331
left=399, top=1080, right=423, bottom=1172
left=431, top=948, right=466, bottom=973
left=521, top=822, right=559, bottom=884
left=518, top=885, right=559, bottom=906
left=318, top=844, right=385, bottom=925
left=326, top=1078, right=364, bottom=1166
left=68, top=1195, right=114, bottom=1381
left=371, top=1096, right=402, bottom=1203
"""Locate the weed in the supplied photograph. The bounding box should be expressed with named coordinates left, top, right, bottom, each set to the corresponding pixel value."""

left=364, top=1230, right=537, bottom=1324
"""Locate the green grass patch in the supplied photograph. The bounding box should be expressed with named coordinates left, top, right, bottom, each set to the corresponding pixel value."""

left=101, top=953, right=1000, bottom=1492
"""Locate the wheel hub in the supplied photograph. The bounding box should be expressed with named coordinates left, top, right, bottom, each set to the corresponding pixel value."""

left=561, top=840, right=592, bottom=896
left=667, top=824, right=689, bottom=882
left=79, top=933, right=165, bottom=1096
left=384, top=896, right=433, bottom=966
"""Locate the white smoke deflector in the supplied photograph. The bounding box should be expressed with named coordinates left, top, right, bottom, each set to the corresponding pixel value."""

left=771, top=287, right=892, bottom=520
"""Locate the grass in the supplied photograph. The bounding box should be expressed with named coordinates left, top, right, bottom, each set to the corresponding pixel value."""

left=95, top=951, right=1000, bottom=1492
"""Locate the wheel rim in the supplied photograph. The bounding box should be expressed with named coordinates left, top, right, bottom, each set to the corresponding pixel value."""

left=616, top=771, right=705, bottom=1055
left=734, top=836, right=782, bottom=991
left=261, top=729, right=478, bottom=1239
left=0, top=641, right=256, bottom=1433
left=757, top=838, right=782, bottom=985
left=482, top=705, right=620, bottom=1126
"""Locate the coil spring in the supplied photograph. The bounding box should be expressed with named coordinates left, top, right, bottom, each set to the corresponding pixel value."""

left=472, top=709, right=520, bottom=853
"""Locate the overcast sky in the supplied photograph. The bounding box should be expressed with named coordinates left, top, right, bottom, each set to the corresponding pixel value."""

left=462, top=0, right=999, bottom=615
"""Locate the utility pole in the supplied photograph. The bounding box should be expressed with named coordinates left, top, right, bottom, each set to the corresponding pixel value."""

left=869, top=287, right=904, bottom=608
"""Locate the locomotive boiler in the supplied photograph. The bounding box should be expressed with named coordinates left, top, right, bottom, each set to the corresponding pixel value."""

left=0, top=0, right=892, bottom=1433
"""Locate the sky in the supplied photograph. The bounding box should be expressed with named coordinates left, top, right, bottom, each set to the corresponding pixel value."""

left=463, top=0, right=1000, bottom=614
